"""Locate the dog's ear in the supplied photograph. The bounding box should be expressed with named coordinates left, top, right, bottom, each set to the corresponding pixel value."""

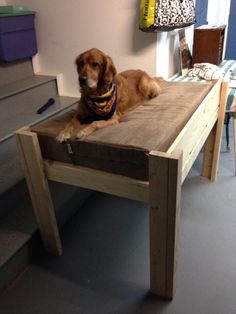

left=75, top=55, right=81, bottom=71
left=103, top=55, right=117, bottom=84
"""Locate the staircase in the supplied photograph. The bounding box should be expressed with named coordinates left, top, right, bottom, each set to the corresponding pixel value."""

left=0, top=58, right=91, bottom=293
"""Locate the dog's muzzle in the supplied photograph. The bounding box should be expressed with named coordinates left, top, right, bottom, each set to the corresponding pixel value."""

left=79, top=77, right=87, bottom=86
left=79, top=76, right=97, bottom=89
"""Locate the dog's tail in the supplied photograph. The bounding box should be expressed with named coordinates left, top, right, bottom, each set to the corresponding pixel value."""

left=154, top=76, right=165, bottom=83
left=139, top=74, right=164, bottom=99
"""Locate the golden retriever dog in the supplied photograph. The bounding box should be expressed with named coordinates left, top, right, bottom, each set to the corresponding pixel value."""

left=57, top=48, right=162, bottom=142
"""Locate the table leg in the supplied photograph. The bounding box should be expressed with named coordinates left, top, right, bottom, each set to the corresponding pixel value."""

left=15, top=128, right=63, bottom=256
left=149, top=151, right=182, bottom=299
left=233, top=115, right=236, bottom=175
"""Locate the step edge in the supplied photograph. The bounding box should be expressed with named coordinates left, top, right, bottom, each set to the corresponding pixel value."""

left=0, top=232, right=34, bottom=270
left=0, top=75, right=57, bottom=101
left=0, top=232, right=41, bottom=294
left=0, top=97, right=78, bottom=143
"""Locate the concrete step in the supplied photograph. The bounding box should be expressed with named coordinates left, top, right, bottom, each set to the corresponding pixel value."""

left=0, top=74, right=56, bottom=101
left=0, top=62, right=79, bottom=195
left=0, top=180, right=91, bottom=294
left=0, top=79, right=78, bottom=143
left=0, top=95, right=78, bottom=194
left=0, top=57, right=89, bottom=296
left=0, top=59, right=34, bottom=87
left=0, top=62, right=78, bottom=194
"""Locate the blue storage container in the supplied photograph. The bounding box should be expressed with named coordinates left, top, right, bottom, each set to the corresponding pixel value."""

left=0, top=6, right=37, bottom=62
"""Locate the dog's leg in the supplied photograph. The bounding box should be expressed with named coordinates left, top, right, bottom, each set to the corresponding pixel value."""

left=76, top=115, right=119, bottom=139
left=57, top=117, right=81, bottom=142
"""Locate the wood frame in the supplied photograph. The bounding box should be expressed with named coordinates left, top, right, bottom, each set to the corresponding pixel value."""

left=233, top=114, right=236, bottom=174
left=14, top=78, right=228, bottom=299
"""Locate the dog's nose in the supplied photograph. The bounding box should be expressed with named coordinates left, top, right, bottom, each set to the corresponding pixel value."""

left=79, top=77, right=87, bottom=86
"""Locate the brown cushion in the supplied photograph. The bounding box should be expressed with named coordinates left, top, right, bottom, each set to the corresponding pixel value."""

left=31, top=81, right=213, bottom=180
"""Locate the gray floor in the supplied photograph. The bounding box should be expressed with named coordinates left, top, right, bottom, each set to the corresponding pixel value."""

left=0, top=122, right=236, bottom=314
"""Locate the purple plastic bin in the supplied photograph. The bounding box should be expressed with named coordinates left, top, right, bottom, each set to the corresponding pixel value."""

left=0, top=14, right=37, bottom=62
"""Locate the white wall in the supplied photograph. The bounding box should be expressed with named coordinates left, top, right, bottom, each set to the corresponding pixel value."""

left=4, top=0, right=195, bottom=95
left=6, top=0, right=161, bottom=97
left=156, top=26, right=194, bottom=78
left=156, top=32, right=178, bottom=78
left=207, top=0, right=231, bottom=58
left=207, top=0, right=231, bottom=26
left=2, top=0, right=231, bottom=94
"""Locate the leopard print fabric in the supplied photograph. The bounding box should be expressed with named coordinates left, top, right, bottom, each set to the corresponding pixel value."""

left=147, top=0, right=196, bottom=32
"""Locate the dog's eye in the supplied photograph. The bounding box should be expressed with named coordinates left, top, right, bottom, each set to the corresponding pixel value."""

left=79, top=60, right=84, bottom=68
left=91, top=62, right=99, bottom=68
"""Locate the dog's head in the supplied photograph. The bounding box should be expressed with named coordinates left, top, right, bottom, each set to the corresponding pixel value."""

left=75, top=48, right=117, bottom=91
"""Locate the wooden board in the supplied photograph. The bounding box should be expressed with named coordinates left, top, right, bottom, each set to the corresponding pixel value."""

left=149, top=150, right=182, bottom=299
left=44, top=160, right=149, bottom=203
left=15, top=128, right=62, bottom=256
left=167, top=79, right=227, bottom=183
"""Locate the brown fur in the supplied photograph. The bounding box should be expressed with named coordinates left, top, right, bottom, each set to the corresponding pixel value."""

left=57, top=48, right=162, bottom=142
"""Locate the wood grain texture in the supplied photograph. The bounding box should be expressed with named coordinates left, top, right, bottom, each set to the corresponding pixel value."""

left=167, top=79, right=222, bottom=183
left=15, top=128, right=62, bottom=256
left=201, top=80, right=228, bottom=180
left=149, top=150, right=182, bottom=299
left=44, top=160, right=149, bottom=203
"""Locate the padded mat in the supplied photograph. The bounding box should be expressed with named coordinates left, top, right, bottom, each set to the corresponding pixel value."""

left=31, top=81, right=213, bottom=180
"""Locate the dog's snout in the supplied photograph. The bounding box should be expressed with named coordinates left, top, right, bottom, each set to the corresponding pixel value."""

left=79, top=77, right=87, bottom=86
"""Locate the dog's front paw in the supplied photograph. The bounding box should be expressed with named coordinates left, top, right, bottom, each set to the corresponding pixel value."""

left=75, top=129, right=88, bottom=140
left=56, top=131, right=72, bottom=142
